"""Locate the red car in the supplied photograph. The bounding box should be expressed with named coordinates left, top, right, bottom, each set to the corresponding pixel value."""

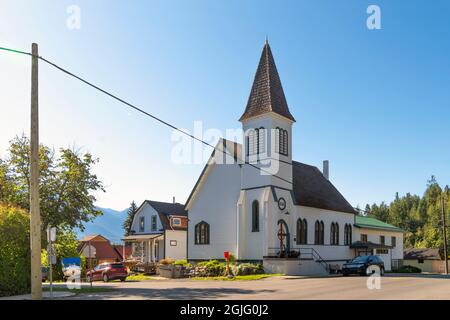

left=86, top=262, right=128, bottom=282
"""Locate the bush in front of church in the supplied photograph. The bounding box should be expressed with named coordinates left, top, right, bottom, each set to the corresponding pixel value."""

left=232, top=263, right=264, bottom=276
left=196, top=260, right=226, bottom=276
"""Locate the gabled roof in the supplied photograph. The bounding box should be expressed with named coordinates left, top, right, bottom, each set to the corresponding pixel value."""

left=354, top=215, right=403, bottom=232
left=292, top=161, right=356, bottom=214
left=79, top=234, right=108, bottom=242
left=350, top=241, right=393, bottom=250
left=129, top=200, right=188, bottom=234
left=404, top=248, right=442, bottom=260
left=78, top=235, right=122, bottom=261
left=239, top=41, right=295, bottom=122
left=185, top=139, right=355, bottom=215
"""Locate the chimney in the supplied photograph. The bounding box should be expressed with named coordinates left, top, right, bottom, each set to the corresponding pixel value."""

left=323, top=160, right=329, bottom=180
left=173, top=196, right=176, bottom=204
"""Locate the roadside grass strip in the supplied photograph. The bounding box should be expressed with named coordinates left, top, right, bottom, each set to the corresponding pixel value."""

left=191, top=274, right=284, bottom=281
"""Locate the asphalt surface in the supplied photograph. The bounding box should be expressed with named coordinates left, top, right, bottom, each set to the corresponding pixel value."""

left=61, top=274, right=450, bottom=300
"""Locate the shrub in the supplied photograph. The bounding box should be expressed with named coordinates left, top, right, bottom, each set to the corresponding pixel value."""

left=0, top=204, right=31, bottom=297
left=173, top=259, right=191, bottom=267
left=159, top=258, right=175, bottom=265
left=232, top=263, right=265, bottom=276
left=197, top=260, right=226, bottom=276
left=394, top=265, right=422, bottom=273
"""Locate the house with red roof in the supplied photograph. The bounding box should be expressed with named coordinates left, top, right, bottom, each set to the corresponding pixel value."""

left=78, top=234, right=130, bottom=266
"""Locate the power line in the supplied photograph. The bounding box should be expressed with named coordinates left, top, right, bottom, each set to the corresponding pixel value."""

left=0, top=45, right=293, bottom=185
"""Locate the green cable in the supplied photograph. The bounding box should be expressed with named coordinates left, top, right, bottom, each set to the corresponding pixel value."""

left=0, top=46, right=31, bottom=56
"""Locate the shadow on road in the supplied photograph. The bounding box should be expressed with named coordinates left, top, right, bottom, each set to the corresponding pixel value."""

left=68, top=287, right=276, bottom=300
left=385, top=273, right=450, bottom=280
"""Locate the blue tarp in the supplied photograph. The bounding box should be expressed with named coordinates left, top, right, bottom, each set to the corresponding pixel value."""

left=61, top=257, right=81, bottom=268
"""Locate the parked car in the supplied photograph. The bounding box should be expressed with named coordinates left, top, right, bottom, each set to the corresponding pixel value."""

left=41, top=266, right=48, bottom=282
left=86, top=262, right=128, bottom=282
left=342, top=255, right=385, bottom=276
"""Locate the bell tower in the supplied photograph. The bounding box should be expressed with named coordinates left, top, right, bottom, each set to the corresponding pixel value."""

left=239, top=40, right=295, bottom=190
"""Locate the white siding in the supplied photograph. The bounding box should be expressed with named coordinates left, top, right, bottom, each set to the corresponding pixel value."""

left=187, top=161, right=242, bottom=260
left=353, top=227, right=404, bottom=271
left=130, top=202, right=163, bottom=234
left=165, top=230, right=187, bottom=260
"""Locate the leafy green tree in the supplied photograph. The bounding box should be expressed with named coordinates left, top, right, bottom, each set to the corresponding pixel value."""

left=0, top=204, right=30, bottom=296
left=123, top=201, right=138, bottom=236
left=365, top=176, right=449, bottom=250
left=0, top=135, right=105, bottom=231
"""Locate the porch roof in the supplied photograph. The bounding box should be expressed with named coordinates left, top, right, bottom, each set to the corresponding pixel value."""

left=350, top=241, right=393, bottom=250
left=122, top=233, right=163, bottom=241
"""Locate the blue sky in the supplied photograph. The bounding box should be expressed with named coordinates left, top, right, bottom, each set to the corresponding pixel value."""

left=0, top=0, right=449, bottom=210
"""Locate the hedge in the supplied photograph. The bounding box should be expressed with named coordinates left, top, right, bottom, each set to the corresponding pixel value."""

left=0, top=204, right=31, bottom=297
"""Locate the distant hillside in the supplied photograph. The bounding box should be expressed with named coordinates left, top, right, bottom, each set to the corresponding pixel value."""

left=76, top=207, right=128, bottom=243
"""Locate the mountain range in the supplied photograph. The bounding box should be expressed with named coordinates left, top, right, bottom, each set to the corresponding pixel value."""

left=76, top=207, right=128, bottom=243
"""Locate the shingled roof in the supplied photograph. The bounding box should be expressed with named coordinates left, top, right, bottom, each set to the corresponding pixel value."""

left=292, top=161, right=356, bottom=214
left=239, top=41, right=295, bottom=122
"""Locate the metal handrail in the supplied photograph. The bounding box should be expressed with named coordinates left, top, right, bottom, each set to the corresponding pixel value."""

left=267, top=247, right=330, bottom=273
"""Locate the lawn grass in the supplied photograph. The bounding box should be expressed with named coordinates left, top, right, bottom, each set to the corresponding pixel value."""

left=43, top=286, right=115, bottom=294
left=191, top=274, right=284, bottom=281
left=126, top=274, right=158, bottom=281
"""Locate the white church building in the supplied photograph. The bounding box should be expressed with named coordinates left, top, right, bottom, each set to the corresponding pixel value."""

left=185, top=41, right=403, bottom=275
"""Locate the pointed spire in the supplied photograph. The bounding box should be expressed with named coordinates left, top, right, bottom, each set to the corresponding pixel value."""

left=239, top=41, right=295, bottom=122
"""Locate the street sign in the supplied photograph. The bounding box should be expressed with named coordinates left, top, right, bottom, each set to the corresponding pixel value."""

left=47, top=227, right=56, bottom=242
left=47, top=244, right=56, bottom=265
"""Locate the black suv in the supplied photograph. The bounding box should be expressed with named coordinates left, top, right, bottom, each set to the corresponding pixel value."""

left=342, top=255, right=385, bottom=276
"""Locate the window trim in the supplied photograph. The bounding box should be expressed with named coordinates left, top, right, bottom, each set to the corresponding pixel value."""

left=139, top=216, right=145, bottom=233
left=194, top=221, right=210, bottom=245
left=315, top=220, right=325, bottom=245
left=361, top=234, right=368, bottom=243
left=151, top=215, right=157, bottom=231
left=172, top=217, right=181, bottom=226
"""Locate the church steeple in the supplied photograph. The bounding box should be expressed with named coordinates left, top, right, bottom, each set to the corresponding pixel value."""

left=239, top=41, right=295, bottom=122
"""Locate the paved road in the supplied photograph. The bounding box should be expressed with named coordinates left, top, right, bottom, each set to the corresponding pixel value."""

left=64, top=274, right=450, bottom=300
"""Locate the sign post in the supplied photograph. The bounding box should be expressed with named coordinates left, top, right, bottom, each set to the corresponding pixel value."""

left=224, top=251, right=230, bottom=277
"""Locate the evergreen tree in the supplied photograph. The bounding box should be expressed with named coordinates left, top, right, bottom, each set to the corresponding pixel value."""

left=123, top=201, right=138, bottom=236
left=365, top=176, right=449, bottom=250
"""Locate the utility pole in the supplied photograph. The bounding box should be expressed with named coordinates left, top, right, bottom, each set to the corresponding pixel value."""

left=30, top=43, right=42, bottom=300
left=442, top=194, right=448, bottom=275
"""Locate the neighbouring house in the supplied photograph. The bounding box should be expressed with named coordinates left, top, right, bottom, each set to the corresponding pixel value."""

left=404, top=248, right=449, bottom=273
left=122, top=200, right=187, bottom=263
left=352, top=215, right=404, bottom=271
left=185, top=40, right=404, bottom=275
left=78, top=234, right=124, bottom=267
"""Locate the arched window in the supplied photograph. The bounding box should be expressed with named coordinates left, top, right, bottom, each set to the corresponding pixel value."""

left=302, top=219, right=307, bottom=244
left=297, top=218, right=307, bottom=244
left=330, top=223, right=335, bottom=245
left=247, top=129, right=257, bottom=156
left=258, top=127, right=265, bottom=154
left=282, top=130, right=288, bottom=156
left=297, top=219, right=303, bottom=244
left=319, top=221, right=324, bottom=245
left=335, top=222, right=339, bottom=245
left=194, top=221, right=210, bottom=245
left=315, top=220, right=324, bottom=245
left=314, top=220, right=320, bottom=244
left=330, top=222, right=339, bottom=245
left=252, top=200, right=259, bottom=232
left=344, top=224, right=352, bottom=245
left=275, top=127, right=280, bottom=153
left=275, top=127, right=288, bottom=156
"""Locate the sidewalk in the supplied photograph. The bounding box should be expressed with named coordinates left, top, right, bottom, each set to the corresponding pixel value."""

left=0, top=291, right=75, bottom=300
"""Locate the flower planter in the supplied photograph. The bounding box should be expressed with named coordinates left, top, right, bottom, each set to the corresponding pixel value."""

left=158, top=265, right=185, bottom=278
